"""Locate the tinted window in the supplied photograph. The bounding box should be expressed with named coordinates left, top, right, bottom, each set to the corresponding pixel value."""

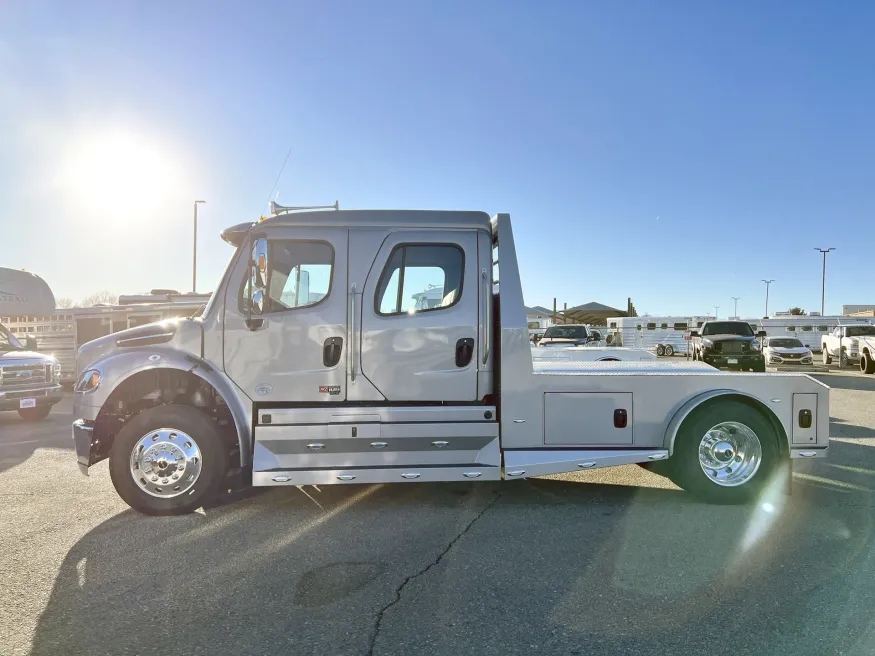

left=701, top=322, right=754, bottom=336
left=769, top=338, right=803, bottom=348
left=544, top=326, right=588, bottom=339
left=847, top=326, right=875, bottom=337
left=376, top=244, right=463, bottom=315
left=646, top=323, right=656, bottom=330
left=674, top=322, right=688, bottom=330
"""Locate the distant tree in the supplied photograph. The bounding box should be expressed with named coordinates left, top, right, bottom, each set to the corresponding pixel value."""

left=80, top=290, right=118, bottom=307
left=55, top=297, right=75, bottom=308
left=789, top=307, right=805, bottom=315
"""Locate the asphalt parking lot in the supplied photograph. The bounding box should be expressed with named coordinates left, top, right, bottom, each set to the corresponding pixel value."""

left=4, top=373, right=875, bottom=656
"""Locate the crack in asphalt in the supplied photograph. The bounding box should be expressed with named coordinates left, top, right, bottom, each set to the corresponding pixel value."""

left=366, top=490, right=500, bottom=656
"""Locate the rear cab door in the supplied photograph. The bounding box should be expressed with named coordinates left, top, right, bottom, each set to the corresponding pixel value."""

left=357, top=229, right=482, bottom=402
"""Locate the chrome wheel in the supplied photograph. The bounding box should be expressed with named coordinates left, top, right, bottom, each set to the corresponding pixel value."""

left=698, top=421, right=762, bottom=487
left=130, top=428, right=202, bottom=498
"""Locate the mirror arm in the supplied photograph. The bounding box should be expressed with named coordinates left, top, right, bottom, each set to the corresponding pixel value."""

left=247, top=232, right=254, bottom=325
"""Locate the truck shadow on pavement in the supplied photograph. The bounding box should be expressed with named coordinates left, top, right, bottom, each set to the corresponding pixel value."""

left=29, top=440, right=875, bottom=656
left=0, top=411, right=71, bottom=474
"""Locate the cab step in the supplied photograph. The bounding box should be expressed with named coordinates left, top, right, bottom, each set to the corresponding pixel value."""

left=253, top=464, right=502, bottom=486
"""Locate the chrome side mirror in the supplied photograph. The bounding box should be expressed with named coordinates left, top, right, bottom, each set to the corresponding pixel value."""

left=251, top=289, right=265, bottom=315
left=253, top=238, right=269, bottom=290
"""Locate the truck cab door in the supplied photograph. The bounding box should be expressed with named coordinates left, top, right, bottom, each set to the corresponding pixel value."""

left=223, top=226, right=349, bottom=402
left=357, top=230, right=480, bottom=402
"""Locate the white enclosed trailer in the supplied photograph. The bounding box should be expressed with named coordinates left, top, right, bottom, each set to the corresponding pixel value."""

left=606, top=316, right=714, bottom=356
left=760, top=315, right=873, bottom=352
left=72, top=210, right=829, bottom=515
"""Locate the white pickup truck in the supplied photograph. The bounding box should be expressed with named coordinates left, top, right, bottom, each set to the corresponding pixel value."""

left=821, top=324, right=875, bottom=372
left=72, top=209, right=829, bottom=515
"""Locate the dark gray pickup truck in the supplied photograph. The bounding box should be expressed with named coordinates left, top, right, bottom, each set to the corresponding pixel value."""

left=690, top=321, right=767, bottom=372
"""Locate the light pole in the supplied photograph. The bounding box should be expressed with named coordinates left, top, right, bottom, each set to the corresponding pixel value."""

left=713, top=305, right=719, bottom=319
left=761, top=279, right=775, bottom=317
left=814, top=248, right=835, bottom=316
left=731, top=296, right=740, bottom=318
left=193, top=200, right=206, bottom=293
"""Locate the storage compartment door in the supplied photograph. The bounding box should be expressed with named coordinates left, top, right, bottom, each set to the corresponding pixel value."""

left=544, top=392, right=633, bottom=446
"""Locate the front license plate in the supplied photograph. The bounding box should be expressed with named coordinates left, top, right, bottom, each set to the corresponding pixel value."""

left=727, top=358, right=738, bottom=364
left=20, top=398, right=36, bottom=409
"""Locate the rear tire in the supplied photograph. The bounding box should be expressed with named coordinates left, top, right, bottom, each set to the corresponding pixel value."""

left=18, top=405, right=52, bottom=421
left=664, top=345, right=675, bottom=357
left=669, top=400, right=781, bottom=504
left=109, top=405, right=230, bottom=516
left=861, top=353, right=875, bottom=374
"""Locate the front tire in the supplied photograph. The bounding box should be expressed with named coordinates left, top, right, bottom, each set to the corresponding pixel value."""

left=752, top=359, right=766, bottom=373
left=861, top=353, right=875, bottom=375
left=18, top=405, right=52, bottom=421
left=109, top=405, right=229, bottom=516
left=656, top=345, right=666, bottom=356
left=669, top=400, right=781, bottom=503
left=822, top=347, right=832, bottom=365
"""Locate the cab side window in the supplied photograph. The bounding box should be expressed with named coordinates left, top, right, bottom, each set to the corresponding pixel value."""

left=376, top=244, right=464, bottom=315
left=243, top=240, right=334, bottom=313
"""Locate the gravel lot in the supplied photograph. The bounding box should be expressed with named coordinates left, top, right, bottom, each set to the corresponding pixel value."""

left=3, top=372, right=875, bottom=656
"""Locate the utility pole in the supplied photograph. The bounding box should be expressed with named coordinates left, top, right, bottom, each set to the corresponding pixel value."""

left=761, top=280, right=775, bottom=317
left=713, top=305, right=719, bottom=319
left=731, top=296, right=740, bottom=318
left=193, top=200, right=206, bottom=293
left=814, top=248, right=835, bottom=316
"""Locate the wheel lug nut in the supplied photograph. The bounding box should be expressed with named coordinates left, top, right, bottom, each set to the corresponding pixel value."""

left=151, top=476, right=158, bottom=482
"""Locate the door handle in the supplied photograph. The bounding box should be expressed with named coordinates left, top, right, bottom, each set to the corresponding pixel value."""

left=323, top=337, right=343, bottom=367
left=456, top=338, right=474, bottom=367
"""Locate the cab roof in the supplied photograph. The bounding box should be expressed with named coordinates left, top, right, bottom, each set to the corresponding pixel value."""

left=259, top=209, right=493, bottom=231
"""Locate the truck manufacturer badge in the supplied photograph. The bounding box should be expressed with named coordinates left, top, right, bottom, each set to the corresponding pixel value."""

left=319, top=385, right=341, bottom=395
left=255, top=384, right=273, bottom=396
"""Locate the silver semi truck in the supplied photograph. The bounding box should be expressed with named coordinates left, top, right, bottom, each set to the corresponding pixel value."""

left=72, top=210, right=829, bottom=515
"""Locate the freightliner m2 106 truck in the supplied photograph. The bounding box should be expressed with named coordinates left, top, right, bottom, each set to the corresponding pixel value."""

left=72, top=210, right=829, bottom=515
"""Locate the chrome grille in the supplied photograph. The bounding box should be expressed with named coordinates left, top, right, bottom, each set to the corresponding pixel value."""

left=0, top=364, right=49, bottom=388
left=719, top=342, right=744, bottom=355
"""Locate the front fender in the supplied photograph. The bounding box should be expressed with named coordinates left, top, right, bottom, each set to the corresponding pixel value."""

left=663, top=389, right=787, bottom=456
left=74, top=347, right=253, bottom=466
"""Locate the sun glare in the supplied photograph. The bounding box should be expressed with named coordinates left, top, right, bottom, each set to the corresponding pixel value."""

left=60, top=128, right=184, bottom=215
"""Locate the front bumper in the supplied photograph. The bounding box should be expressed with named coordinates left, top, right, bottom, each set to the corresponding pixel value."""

left=0, top=384, right=63, bottom=411
left=768, top=356, right=814, bottom=365
left=72, top=419, right=96, bottom=476
left=701, top=353, right=764, bottom=368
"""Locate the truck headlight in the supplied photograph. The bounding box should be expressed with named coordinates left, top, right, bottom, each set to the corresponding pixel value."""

left=75, top=368, right=102, bottom=393
left=751, top=339, right=761, bottom=351
left=702, top=339, right=713, bottom=349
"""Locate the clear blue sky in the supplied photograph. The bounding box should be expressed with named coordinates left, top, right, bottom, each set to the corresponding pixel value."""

left=1, top=1, right=872, bottom=317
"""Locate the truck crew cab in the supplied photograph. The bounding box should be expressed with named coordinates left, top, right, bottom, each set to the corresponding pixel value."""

left=72, top=209, right=829, bottom=515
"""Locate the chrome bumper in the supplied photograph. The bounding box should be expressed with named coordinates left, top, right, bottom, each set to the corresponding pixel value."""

left=0, top=384, right=63, bottom=411
left=72, top=419, right=95, bottom=476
